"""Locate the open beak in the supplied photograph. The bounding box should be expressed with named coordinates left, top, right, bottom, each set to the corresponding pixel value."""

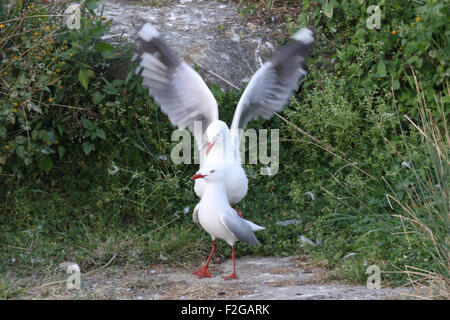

left=205, top=139, right=216, bottom=156
left=191, top=173, right=207, bottom=180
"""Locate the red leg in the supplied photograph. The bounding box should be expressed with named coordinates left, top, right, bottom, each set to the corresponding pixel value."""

left=193, top=240, right=215, bottom=278
left=232, top=205, right=243, bottom=218
left=223, top=245, right=238, bottom=280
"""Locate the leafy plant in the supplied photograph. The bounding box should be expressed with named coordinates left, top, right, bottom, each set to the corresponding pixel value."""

left=0, top=0, right=120, bottom=176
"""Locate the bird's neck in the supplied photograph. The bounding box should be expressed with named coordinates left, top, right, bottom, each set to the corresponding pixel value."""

left=201, top=182, right=228, bottom=204
left=206, top=134, right=238, bottom=165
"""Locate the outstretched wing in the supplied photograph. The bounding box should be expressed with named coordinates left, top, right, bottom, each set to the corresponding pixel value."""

left=136, top=24, right=219, bottom=154
left=230, top=28, right=314, bottom=135
left=220, top=213, right=260, bottom=246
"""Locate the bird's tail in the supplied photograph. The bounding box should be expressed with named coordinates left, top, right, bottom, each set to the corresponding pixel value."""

left=243, top=219, right=265, bottom=232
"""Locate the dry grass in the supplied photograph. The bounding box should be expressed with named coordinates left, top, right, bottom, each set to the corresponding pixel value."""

left=385, top=73, right=449, bottom=299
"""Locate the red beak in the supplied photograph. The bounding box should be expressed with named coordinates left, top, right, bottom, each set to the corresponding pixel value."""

left=191, top=173, right=206, bottom=180
left=205, top=140, right=216, bottom=156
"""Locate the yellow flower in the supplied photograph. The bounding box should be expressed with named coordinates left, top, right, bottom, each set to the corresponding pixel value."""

left=27, top=6, right=31, bottom=9
left=45, top=26, right=50, bottom=31
left=69, top=53, right=73, bottom=57
left=49, top=98, right=53, bottom=103
left=416, top=17, right=420, bottom=22
left=5, top=145, right=9, bottom=150
left=13, top=102, right=18, bottom=106
left=13, top=56, right=18, bottom=61
left=0, top=24, right=4, bottom=29
left=13, top=108, right=18, bottom=113
left=56, top=68, right=60, bottom=73
left=3, top=72, right=7, bottom=75
left=392, top=30, right=397, bottom=35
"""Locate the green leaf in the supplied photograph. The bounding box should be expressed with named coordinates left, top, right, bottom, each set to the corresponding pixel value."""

left=0, top=126, right=6, bottom=139
left=92, top=91, right=105, bottom=104
left=57, top=125, right=64, bottom=137
left=15, top=135, right=27, bottom=145
left=393, top=79, right=400, bottom=90
left=323, top=0, right=338, bottom=18
left=79, top=69, right=94, bottom=90
left=104, top=86, right=118, bottom=95
left=376, top=60, right=386, bottom=77
left=81, top=118, right=94, bottom=130
left=95, top=128, right=106, bottom=140
left=95, top=42, right=115, bottom=58
left=94, top=42, right=115, bottom=53
left=38, top=156, right=53, bottom=174
left=82, top=141, right=95, bottom=155
left=111, top=79, right=124, bottom=87
left=86, top=1, right=98, bottom=11
left=57, top=145, right=65, bottom=160
left=16, top=146, right=26, bottom=159
left=39, top=130, right=48, bottom=140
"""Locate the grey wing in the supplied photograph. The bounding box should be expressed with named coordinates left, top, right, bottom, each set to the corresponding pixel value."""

left=193, top=203, right=202, bottom=228
left=220, top=213, right=260, bottom=246
left=136, top=24, right=219, bottom=154
left=230, top=28, right=314, bottom=134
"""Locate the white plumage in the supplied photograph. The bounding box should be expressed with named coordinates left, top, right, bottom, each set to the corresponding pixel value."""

left=135, top=23, right=314, bottom=279
left=136, top=23, right=314, bottom=210
left=192, top=166, right=264, bottom=279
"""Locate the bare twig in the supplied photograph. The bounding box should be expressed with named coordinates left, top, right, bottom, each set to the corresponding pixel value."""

left=197, top=65, right=241, bottom=90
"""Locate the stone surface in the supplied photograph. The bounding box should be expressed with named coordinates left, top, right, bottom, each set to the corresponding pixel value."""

left=23, top=256, right=413, bottom=300
left=99, top=0, right=281, bottom=89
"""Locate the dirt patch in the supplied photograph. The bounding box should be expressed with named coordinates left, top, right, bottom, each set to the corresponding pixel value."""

left=20, top=256, right=413, bottom=300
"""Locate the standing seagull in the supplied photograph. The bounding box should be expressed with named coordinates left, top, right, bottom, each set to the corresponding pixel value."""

left=135, top=24, right=314, bottom=215
left=191, top=165, right=265, bottom=279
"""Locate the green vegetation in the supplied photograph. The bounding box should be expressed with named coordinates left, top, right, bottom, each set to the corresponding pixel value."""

left=1, top=0, right=448, bottom=298
left=281, top=0, right=449, bottom=294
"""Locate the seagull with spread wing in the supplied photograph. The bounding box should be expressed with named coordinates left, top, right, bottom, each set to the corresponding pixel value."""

left=135, top=23, right=314, bottom=218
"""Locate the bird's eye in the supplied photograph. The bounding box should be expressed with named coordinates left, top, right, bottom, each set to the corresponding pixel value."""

left=210, top=170, right=215, bottom=174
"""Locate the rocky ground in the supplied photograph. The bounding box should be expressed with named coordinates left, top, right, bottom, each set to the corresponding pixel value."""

left=98, top=0, right=282, bottom=89
left=23, top=256, right=413, bottom=299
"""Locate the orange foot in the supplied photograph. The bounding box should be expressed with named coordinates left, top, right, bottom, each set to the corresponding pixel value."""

left=223, top=273, right=238, bottom=280
left=193, top=268, right=211, bottom=278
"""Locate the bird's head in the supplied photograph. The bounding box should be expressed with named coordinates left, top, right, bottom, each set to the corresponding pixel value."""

left=191, top=165, right=226, bottom=182
left=205, top=120, right=229, bottom=156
